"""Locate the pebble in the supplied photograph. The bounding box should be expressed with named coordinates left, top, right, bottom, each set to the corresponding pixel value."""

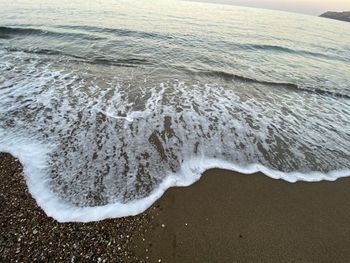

left=0, top=153, right=152, bottom=263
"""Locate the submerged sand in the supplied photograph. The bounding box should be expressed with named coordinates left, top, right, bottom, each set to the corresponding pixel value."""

left=1, top=152, right=350, bottom=262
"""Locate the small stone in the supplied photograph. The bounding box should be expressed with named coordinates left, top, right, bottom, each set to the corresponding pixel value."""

left=33, top=229, right=38, bottom=235
left=161, top=224, right=165, bottom=228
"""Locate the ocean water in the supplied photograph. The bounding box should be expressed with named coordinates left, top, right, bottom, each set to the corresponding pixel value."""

left=0, top=0, right=350, bottom=222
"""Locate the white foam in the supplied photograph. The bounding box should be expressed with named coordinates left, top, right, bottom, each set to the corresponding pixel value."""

left=1, top=132, right=349, bottom=223
left=1, top=50, right=350, bottom=222
left=26, top=163, right=346, bottom=222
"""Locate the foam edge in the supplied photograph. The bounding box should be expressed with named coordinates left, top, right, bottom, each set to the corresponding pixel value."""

left=1, top=139, right=350, bottom=223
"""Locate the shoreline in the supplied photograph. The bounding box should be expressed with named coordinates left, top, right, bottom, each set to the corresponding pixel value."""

left=0, top=153, right=152, bottom=262
left=2, top=152, right=350, bottom=262
left=138, top=169, right=350, bottom=262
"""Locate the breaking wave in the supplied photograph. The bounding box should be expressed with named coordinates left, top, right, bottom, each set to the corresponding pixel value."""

left=1, top=50, right=349, bottom=222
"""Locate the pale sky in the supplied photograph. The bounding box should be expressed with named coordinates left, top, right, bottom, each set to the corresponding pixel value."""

left=193, top=0, right=350, bottom=15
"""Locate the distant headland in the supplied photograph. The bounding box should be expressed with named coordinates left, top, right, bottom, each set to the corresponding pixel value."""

left=320, top=11, right=350, bottom=22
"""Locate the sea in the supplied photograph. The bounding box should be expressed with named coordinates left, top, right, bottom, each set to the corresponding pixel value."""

left=0, top=0, right=349, bottom=222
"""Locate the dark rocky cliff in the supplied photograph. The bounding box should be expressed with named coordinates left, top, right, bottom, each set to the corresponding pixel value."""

left=320, top=11, right=350, bottom=22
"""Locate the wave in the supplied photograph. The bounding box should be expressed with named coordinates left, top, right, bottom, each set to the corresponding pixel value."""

left=0, top=26, right=45, bottom=35
left=1, top=135, right=349, bottom=222
left=3, top=47, right=152, bottom=67
left=205, top=38, right=350, bottom=63
left=87, top=57, right=152, bottom=67
left=54, top=24, right=173, bottom=40
left=2, top=45, right=349, bottom=98
left=0, top=26, right=105, bottom=41
left=197, top=69, right=350, bottom=99
left=1, top=26, right=346, bottom=63
left=1, top=38, right=349, bottom=223
left=0, top=25, right=173, bottom=44
left=245, top=43, right=333, bottom=59
left=4, top=47, right=62, bottom=56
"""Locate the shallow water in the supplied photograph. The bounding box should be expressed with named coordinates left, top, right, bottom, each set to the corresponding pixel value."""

left=0, top=0, right=350, bottom=222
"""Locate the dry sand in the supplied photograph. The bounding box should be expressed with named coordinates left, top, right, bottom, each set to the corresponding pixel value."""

left=1, top=152, right=350, bottom=262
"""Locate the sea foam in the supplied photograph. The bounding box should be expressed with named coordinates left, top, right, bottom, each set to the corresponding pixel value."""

left=1, top=50, right=350, bottom=222
left=1, top=132, right=349, bottom=222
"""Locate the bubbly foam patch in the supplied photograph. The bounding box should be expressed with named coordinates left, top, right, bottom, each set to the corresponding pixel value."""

left=1, top=50, right=350, bottom=222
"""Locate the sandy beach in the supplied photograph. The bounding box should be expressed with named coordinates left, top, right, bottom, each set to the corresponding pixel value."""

left=1, top=152, right=350, bottom=262
left=1, top=0, right=350, bottom=262
left=137, top=169, right=350, bottom=262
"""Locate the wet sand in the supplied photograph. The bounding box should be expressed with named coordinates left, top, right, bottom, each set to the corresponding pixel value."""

left=137, top=169, right=350, bottom=262
left=1, top=152, right=350, bottom=262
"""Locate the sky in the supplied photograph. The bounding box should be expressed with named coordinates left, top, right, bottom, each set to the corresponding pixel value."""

left=193, top=0, right=350, bottom=15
